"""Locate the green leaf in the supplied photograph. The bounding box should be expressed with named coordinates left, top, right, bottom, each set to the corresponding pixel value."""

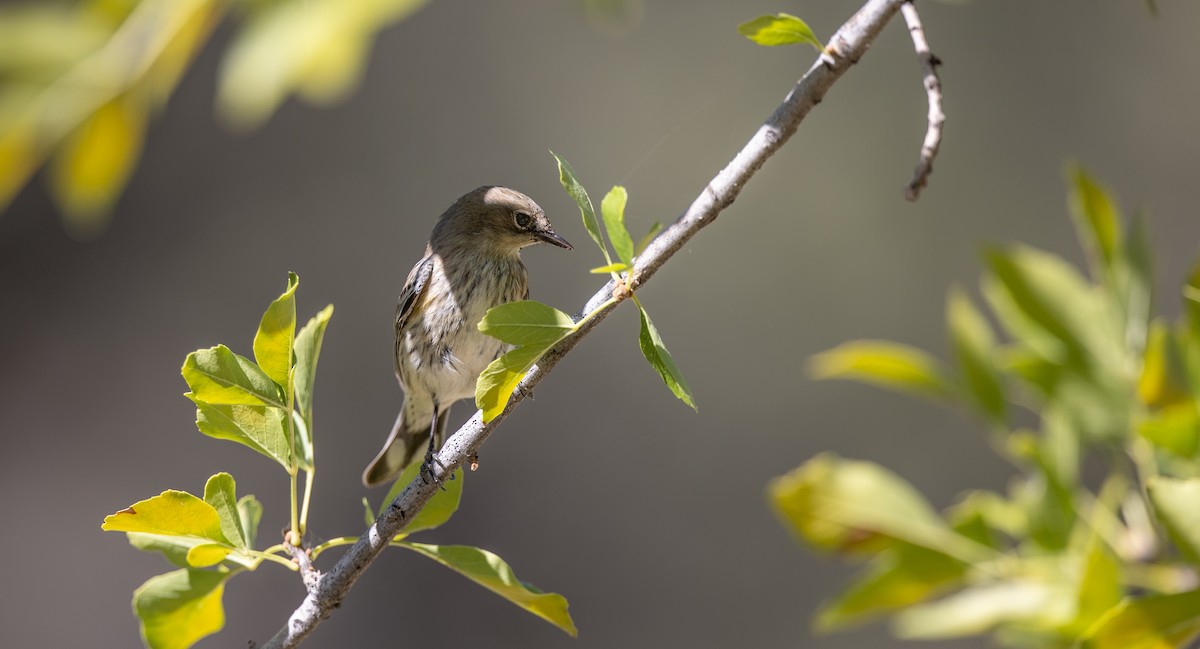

left=815, top=543, right=966, bottom=632
left=237, top=495, right=262, bottom=550
left=589, top=262, right=629, bottom=275
left=809, top=340, right=954, bottom=402
left=294, top=304, right=333, bottom=425
left=894, top=579, right=1075, bottom=639
left=1080, top=589, right=1200, bottom=649
left=253, top=272, right=298, bottom=388
left=600, top=186, right=635, bottom=267
left=552, top=151, right=609, bottom=264
left=188, top=397, right=290, bottom=468
left=380, top=461, right=463, bottom=538
left=203, top=473, right=247, bottom=551
left=1138, top=403, right=1200, bottom=458
left=1117, top=213, right=1153, bottom=356
left=398, top=543, right=577, bottom=637
left=635, top=221, right=662, bottom=258
left=133, top=569, right=232, bottom=649
left=291, top=406, right=313, bottom=472
left=637, top=305, right=696, bottom=410
left=126, top=534, right=250, bottom=570
left=946, top=287, right=1006, bottom=422
left=477, top=300, right=577, bottom=347
left=1067, top=163, right=1122, bottom=277
left=769, top=454, right=989, bottom=563
left=985, top=245, right=1119, bottom=368
left=1073, top=539, right=1123, bottom=635
left=738, top=13, right=822, bottom=49
left=1138, top=320, right=1193, bottom=409
left=476, top=345, right=549, bottom=423
left=182, top=345, right=285, bottom=409
left=1147, top=477, right=1200, bottom=565
left=102, top=490, right=229, bottom=545
left=476, top=301, right=577, bottom=421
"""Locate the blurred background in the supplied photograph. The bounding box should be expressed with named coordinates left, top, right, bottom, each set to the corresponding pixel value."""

left=2, top=0, right=1199, bottom=647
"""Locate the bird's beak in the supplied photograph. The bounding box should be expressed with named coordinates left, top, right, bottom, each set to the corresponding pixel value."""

left=535, top=228, right=573, bottom=250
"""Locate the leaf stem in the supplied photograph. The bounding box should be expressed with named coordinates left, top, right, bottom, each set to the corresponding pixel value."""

left=251, top=550, right=301, bottom=571
left=299, top=468, right=315, bottom=535
left=310, top=536, right=360, bottom=560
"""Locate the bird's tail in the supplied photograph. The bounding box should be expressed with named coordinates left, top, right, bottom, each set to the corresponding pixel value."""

left=362, top=407, right=450, bottom=487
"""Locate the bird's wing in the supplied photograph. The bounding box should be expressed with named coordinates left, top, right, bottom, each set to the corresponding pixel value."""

left=394, top=254, right=435, bottom=378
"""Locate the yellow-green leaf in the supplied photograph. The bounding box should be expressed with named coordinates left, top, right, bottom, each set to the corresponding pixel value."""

left=1147, top=477, right=1200, bottom=565
left=475, top=344, right=549, bottom=423
left=133, top=569, right=231, bottom=649
left=946, top=287, right=1006, bottom=421
left=237, top=495, right=262, bottom=550
left=1081, top=590, right=1200, bottom=649
left=253, top=272, right=298, bottom=388
left=1067, top=163, right=1122, bottom=276
left=552, top=151, right=609, bottom=264
left=203, top=473, right=247, bottom=551
left=294, top=304, right=333, bottom=425
left=188, top=397, right=290, bottom=468
left=809, top=340, right=953, bottom=402
left=894, top=579, right=1075, bottom=639
left=738, top=13, right=822, bottom=49
left=399, top=542, right=577, bottom=637
left=589, top=262, right=629, bottom=275
left=182, top=345, right=285, bottom=409
left=477, top=300, right=576, bottom=347
left=48, top=95, right=146, bottom=234
left=184, top=543, right=231, bottom=568
left=769, top=454, right=988, bottom=563
left=600, top=185, right=634, bottom=267
left=637, top=305, right=696, bottom=410
left=635, top=221, right=662, bottom=258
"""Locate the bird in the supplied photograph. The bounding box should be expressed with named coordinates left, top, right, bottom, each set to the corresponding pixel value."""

left=363, top=186, right=572, bottom=487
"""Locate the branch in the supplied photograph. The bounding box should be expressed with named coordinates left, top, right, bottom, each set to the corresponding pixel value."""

left=262, top=1, right=907, bottom=646
left=901, top=1, right=945, bottom=201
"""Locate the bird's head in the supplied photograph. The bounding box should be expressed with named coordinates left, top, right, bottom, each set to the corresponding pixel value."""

left=433, top=186, right=572, bottom=255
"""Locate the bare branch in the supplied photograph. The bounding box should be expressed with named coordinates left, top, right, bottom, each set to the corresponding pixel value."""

left=262, top=1, right=908, bottom=646
left=902, top=1, right=945, bottom=201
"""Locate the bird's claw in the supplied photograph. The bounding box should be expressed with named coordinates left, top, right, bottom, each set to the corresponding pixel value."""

left=420, top=449, right=448, bottom=491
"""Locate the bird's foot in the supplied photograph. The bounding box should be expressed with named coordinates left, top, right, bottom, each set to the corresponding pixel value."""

left=420, top=448, right=449, bottom=491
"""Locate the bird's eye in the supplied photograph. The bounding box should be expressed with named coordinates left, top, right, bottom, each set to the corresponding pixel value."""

left=514, top=212, right=532, bottom=229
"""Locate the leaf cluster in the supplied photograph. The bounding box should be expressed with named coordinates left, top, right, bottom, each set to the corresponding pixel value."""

left=0, top=0, right=428, bottom=234
left=780, top=166, right=1200, bottom=648
left=473, top=153, right=694, bottom=422
left=102, top=274, right=574, bottom=648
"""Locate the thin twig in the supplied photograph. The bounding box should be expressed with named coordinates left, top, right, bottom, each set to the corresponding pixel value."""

left=261, top=1, right=908, bottom=646
left=901, top=1, right=945, bottom=201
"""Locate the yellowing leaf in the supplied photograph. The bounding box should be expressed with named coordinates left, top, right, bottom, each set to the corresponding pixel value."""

left=399, top=542, right=577, bottom=637
left=809, top=340, right=953, bottom=402
left=589, top=262, right=629, bottom=275
left=253, top=272, right=298, bottom=388
left=203, top=473, right=247, bottom=551
left=738, top=13, right=822, bottom=49
left=48, top=95, right=146, bottom=234
left=184, top=543, right=231, bottom=568
left=133, top=569, right=232, bottom=649
left=102, top=490, right=228, bottom=545
left=638, top=306, right=695, bottom=410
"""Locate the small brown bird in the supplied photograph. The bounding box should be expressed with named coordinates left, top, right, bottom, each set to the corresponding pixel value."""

left=363, top=186, right=572, bottom=487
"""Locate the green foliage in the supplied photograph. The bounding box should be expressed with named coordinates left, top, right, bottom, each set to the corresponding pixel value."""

left=104, top=273, right=575, bottom=648
left=780, top=168, right=1200, bottom=648
left=0, top=0, right=429, bottom=234
left=397, top=543, right=578, bottom=637
left=738, top=13, right=822, bottom=49
left=476, top=154, right=694, bottom=419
